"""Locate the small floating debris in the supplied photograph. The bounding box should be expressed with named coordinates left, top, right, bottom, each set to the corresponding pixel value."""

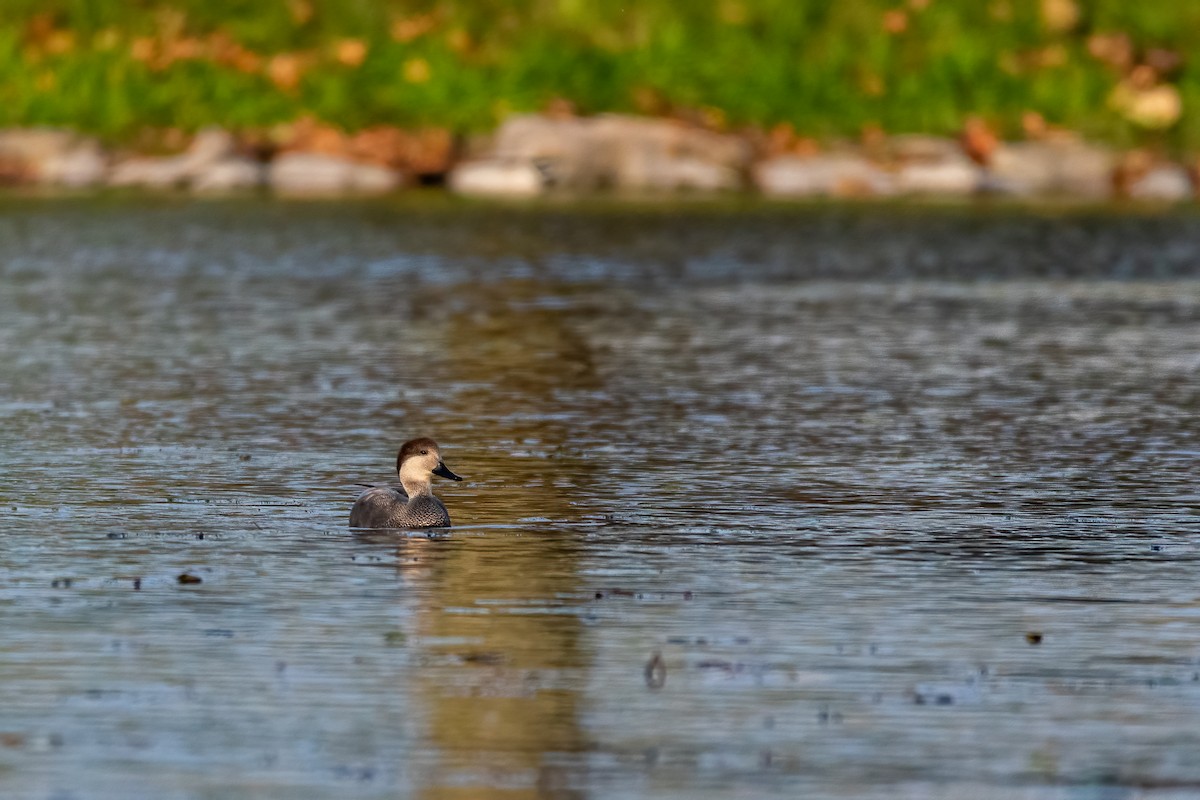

left=817, top=707, right=844, bottom=724
left=50, top=578, right=72, bottom=589
left=665, top=636, right=715, bottom=646
left=645, top=651, right=667, bottom=689
left=332, top=764, right=375, bottom=782
left=460, top=652, right=504, bottom=665
left=1025, top=632, right=1044, bottom=645
left=177, top=573, right=203, bottom=585
left=593, top=588, right=694, bottom=601
left=913, top=691, right=955, bottom=706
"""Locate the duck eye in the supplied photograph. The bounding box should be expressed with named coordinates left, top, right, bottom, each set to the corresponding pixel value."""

left=420, top=449, right=428, bottom=455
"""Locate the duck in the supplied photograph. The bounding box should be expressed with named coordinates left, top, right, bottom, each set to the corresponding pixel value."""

left=349, top=437, right=463, bottom=528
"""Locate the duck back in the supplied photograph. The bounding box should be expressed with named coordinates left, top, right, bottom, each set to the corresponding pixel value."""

left=349, top=486, right=452, bottom=529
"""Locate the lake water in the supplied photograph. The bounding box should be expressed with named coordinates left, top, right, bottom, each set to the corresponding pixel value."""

left=3, top=197, right=1200, bottom=799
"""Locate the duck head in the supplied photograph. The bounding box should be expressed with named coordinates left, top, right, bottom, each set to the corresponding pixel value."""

left=397, top=437, right=462, bottom=495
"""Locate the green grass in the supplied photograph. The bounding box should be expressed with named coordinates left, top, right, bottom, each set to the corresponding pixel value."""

left=1, top=0, right=1199, bottom=149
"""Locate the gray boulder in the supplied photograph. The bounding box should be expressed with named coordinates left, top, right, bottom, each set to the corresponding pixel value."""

left=985, top=140, right=1115, bottom=198
left=629, top=157, right=739, bottom=192
left=268, top=152, right=401, bottom=195
left=887, top=135, right=982, bottom=195
left=1128, top=164, right=1193, bottom=201
left=754, top=154, right=894, bottom=197
left=0, top=129, right=107, bottom=186
left=886, top=134, right=966, bottom=163
left=39, top=139, right=107, bottom=187
left=108, top=156, right=193, bottom=188
left=894, top=159, right=981, bottom=195
left=109, top=127, right=242, bottom=189
left=489, top=115, right=592, bottom=187
left=448, top=160, right=545, bottom=196
left=588, top=115, right=747, bottom=191
left=191, top=158, right=265, bottom=193
left=460, top=113, right=749, bottom=193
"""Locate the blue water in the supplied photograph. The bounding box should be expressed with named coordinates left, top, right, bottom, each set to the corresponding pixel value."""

left=3, top=198, right=1200, bottom=799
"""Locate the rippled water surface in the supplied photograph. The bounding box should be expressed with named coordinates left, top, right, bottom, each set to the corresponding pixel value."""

left=3, top=197, right=1200, bottom=799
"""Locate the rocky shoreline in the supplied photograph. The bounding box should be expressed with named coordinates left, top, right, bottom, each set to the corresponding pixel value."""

left=0, top=115, right=1193, bottom=202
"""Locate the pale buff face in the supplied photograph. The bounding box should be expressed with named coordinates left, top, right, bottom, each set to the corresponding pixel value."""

left=398, top=446, right=442, bottom=485
left=395, top=437, right=462, bottom=494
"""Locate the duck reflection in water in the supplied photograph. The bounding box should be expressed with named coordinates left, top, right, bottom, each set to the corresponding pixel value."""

left=350, top=437, right=463, bottom=528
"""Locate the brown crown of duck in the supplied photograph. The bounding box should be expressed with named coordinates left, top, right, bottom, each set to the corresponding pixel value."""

left=397, top=437, right=463, bottom=482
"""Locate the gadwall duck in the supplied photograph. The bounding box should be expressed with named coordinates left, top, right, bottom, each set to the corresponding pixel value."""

left=350, top=437, right=463, bottom=528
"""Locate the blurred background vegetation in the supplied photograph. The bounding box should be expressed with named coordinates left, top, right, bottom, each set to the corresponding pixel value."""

left=2, top=0, right=1198, bottom=148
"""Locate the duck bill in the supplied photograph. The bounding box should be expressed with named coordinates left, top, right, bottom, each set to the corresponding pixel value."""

left=432, top=461, right=463, bottom=482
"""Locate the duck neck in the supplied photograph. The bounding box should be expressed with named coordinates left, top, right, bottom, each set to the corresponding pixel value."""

left=399, top=462, right=434, bottom=498
left=402, top=477, right=433, bottom=497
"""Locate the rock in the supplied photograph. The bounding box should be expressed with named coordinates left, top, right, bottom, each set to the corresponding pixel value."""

left=886, top=135, right=981, bottom=195
left=753, top=154, right=894, bottom=197
left=1128, top=165, right=1193, bottom=201
left=109, top=127, right=241, bottom=189
left=185, top=128, right=238, bottom=164
left=39, top=139, right=107, bottom=187
left=108, top=155, right=193, bottom=188
left=985, top=140, right=1115, bottom=198
left=590, top=115, right=749, bottom=191
left=0, top=128, right=107, bottom=185
left=448, top=160, right=545, bottom=196
left=0, top=129, right=76, bottom=162
left=894, top=159, right=982, bottom=195
left=478, top=113, right=749, bottom=192
left=887, top=134, right=965, bottom=163
left=191, top=158, right=265, bottom=193
left=346, top=161, right=400, bottom=194
left=627, top=157, right=741, bottom=192
left=268, top=152, right=402, bottom=195
left=488, top=115, right=597, bottom=187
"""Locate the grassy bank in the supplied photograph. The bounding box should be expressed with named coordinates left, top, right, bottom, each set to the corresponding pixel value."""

left=3, top=0, right=1200, bottom=149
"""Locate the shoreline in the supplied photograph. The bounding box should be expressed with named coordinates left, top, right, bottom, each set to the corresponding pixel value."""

left=0, top=115, right=1194, bottom=204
